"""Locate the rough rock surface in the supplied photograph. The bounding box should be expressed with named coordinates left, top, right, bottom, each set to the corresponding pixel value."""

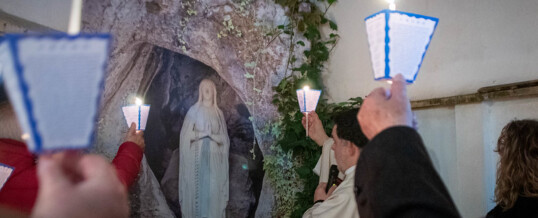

left=82, top=0, right=296, bottom=217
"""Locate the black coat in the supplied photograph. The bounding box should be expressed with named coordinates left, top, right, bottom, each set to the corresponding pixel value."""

left=354, top=126, right=461, bottom=218
left=486, top=197, right=538, bottom=218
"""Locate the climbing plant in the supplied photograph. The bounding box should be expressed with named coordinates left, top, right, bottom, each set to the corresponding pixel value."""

left=263, top=0, right=363, bottom=217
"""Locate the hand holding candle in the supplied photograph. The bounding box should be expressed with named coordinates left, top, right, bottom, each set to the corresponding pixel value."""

left=122, top=97, right=151, bottom=131
left=296, top=86, right=321, bottom=138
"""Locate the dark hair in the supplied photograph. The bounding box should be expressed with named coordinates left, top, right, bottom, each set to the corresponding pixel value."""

left=0, top=83, right=7, bottom=104
left=333, top=108, right=368, bottom=148
left=494, top=119, right=538, bottom=210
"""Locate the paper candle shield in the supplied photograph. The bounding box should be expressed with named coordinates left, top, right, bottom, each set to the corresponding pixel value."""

left=0, top=33, right=110, bottom=153
left=122, top=104, right=150, bottom=130
left=296, top=89, right=322, bottom=112
left=0, top=163, right=14, bottom=191
left=365, top=10, right=438, bottom=83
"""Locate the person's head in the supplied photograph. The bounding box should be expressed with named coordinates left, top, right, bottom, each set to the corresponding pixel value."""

left=494, top=119, right=538, bottom=210
left=331, top=108, right=368, bottom=173
left=197, top=79, right=217, bottom=105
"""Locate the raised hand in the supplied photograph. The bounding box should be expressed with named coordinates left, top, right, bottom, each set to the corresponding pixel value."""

left=32, top=152, right=129, bottom=218
left=124, top=122, right=145, bottom=150
left=302, top=111, right=329, bottom=146
left=357, top=74, right=413, bottom=139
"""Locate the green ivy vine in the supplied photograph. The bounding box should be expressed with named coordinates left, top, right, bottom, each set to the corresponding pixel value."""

left=263, top=0, right=363, bottom=217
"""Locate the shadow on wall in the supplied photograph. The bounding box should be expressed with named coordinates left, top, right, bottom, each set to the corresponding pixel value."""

left=143, top=46, right=264, bottom=218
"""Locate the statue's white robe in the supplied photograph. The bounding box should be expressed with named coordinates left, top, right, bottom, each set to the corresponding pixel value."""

left=179, top=103, right=229, bottom=218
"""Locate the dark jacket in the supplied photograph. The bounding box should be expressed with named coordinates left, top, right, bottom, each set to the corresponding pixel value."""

left=354, top=126, right=461, bottom=218
left=486, top=197, right=538, bottom=218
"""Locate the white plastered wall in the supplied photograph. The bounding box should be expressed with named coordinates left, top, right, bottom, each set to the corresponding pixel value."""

left=324, top=0, right=538, bottom=101
left=0, top=0, right=71, bottom=32
left=414, top=98, right=538, bottom=217
left=324, top=0, right=538, bottom=217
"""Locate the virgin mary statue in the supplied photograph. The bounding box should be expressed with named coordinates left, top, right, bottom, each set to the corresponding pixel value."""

left=179, top=79, right=229, bottom=218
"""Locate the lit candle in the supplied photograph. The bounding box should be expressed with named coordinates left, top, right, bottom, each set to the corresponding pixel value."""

left=386, top=0, right=396, bottom=10
left=122, top=97, right=151, bottom=131
left=68, top=0, right=82, bottom=35
left=135, top=97, right=142, bottom=130
left=303, top=86, right=310, bottom=137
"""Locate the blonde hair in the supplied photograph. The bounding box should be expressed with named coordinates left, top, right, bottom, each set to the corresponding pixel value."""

left=494, top=119, right=538, bottom=210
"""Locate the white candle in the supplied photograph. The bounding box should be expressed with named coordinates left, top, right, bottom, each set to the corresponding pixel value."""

left=303, top=86, right=310, bottom=137
left=68, top=0, right=82, bottom=35
left=135, top=97, right=142, bottom=130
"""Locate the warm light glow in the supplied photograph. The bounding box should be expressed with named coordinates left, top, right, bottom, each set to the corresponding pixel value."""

left=21, top=133, right=30, bottom=140
left=386, top=0, right=396, bottom=10
left=387, top=80, right=393, bottom=84
left=303, top=86, right=310, bottom=91
left=68, top=0, right=82, bottom=35
left=135, top=97, right=143, bottom=106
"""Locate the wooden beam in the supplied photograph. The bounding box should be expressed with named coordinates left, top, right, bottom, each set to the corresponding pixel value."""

left=411, top=80, right=538, bottom=109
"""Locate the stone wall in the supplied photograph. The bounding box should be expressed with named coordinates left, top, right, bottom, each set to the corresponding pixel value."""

left=82, top=0, right=297, bottom=217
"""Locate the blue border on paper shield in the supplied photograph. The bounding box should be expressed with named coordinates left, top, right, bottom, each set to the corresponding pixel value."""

left=366, top=10, right=439, bottom=84
left=122, top=104, right=150, bottom=131
left=296, top=89, right=322, bottom=112
left=4, top=33, right=111, bottom=154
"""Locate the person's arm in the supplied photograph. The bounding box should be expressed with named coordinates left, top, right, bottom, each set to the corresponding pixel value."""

left=318, top=138, right=334, bottom=183
left=354, top=127, right=460, bottom=218
left=303, top=183, right=355, bottom=218
left=302, top=112, right=329, bottom=146
left=355, top=74, right=460, bottom=218
left=112, top=123, right=144, bottom=188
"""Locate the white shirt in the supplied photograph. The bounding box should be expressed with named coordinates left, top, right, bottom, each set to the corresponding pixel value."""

left=302, top=168, right=360, bottom=218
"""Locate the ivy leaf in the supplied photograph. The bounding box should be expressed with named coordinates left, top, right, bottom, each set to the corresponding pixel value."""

left=296, top=41, right=305, bottom=46
left=277, top=24, right=285, bottom=29
left=328, top=0, right=337, bottom=4
left=329, top=33, right=339, bottom=38
left=329, top=20, right=338, bottom=31
left=296, top=165, right=311, bottom=177
left=244, top=73, right=255, bottom=79
left=244, top=61, right=257, bottom=68
left=320, top=16, right=328, bottom=24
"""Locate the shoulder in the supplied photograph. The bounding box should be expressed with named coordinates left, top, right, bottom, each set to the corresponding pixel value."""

left=487, top=198, right=538, bottom=218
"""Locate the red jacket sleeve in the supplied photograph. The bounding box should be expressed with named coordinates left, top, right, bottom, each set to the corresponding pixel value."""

left=112, top=142, right=143, bottom=188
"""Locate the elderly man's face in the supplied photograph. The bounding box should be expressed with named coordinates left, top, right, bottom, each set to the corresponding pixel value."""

left=331, top=125, right=350, bottom=173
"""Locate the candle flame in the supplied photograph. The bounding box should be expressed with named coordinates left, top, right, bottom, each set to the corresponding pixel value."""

left=135, top=97, right=143, bottom=106
left=303, top=86, right=310, bottom=91
left=21, top=133, right=30, bottom=140
left=386, top=0, right=396, bottom=10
